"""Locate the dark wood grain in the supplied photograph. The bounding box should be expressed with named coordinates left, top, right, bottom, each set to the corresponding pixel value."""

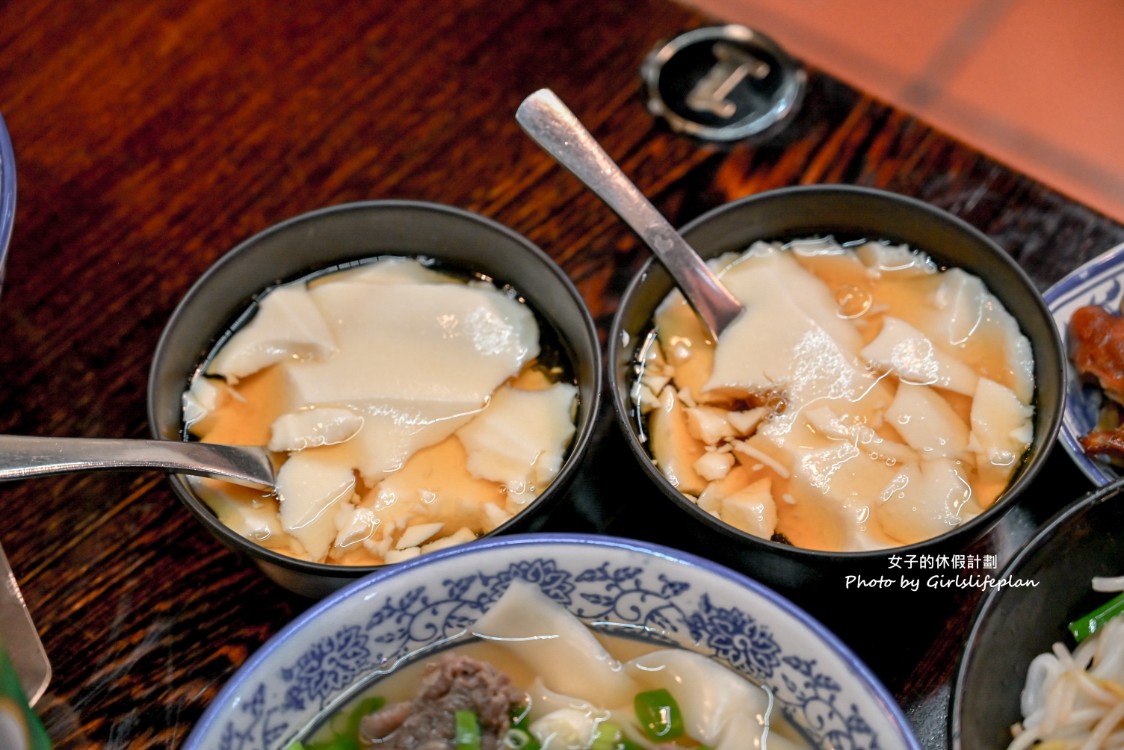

left=0, top=0, right=1121, bottom=747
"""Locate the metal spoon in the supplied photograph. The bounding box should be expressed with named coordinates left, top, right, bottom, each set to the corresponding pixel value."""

left=516, top=88, right=744, bottom=339
left=0, top=435, right=275, bottom=489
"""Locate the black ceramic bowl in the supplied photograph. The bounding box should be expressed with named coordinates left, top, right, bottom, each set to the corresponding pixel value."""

left=952, top=480, right=1124, bottom=748
left=149, top=200, right=602, bottom=598
left=609, top=184, right=1065, bottom=599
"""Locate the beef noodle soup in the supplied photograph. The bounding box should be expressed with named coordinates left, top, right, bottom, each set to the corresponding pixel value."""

left=291, top=580, right=814, bottom=750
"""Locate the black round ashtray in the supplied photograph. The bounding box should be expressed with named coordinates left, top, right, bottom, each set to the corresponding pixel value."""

left=641, top=24, right=806, bottom=143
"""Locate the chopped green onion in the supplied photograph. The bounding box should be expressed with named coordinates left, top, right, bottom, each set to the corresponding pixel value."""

left=341, top=696, right=385, bottom=739
left=503, top=728, right=532, bottom=749
left=506, top=704, right=542, bottom=750
left=634, top=688, right=685, bottom=741
left=590, top=720, right=623, bottom=750
left=299, top=694, right=386, bottom=750
left=1069, top=591, right=1124, bottom=643
left=456, top=709, right=482, bottom=750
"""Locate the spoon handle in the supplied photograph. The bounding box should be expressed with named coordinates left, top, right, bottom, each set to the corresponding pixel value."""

left=0, top=435, right=275, bottom=489
left=516, top=88, right=743, bottom=338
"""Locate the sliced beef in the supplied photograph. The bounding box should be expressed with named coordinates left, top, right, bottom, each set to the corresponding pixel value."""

left=359, top=652, right=525, bottom=749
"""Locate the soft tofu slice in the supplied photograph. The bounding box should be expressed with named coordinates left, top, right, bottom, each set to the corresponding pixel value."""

left=707, top=250, right=867, bottom=398
left=885, top=383, right=970, bottom=460
left=719, top=476, right=777, bottom=539
left=624, top=649, right=771, bottom=746
left=471, top=580, right=636, bottom=707
left=727, top=406, right=768, bottom=436
left=190, top=478, right=285, bottom=546
left=329, top=257, right=460, bottom=286
left=420, top=526, right=476, bottom=553
left=969, top=377, right=1034, bottom=496
left=855, top=241, right=936, bottom=277
left=790, top=237, right=874, bottom=291
left=182, top=376, right=232, bottom=433
left=395, top=521, right=443, bottom=550
left=697, top=465, right=755, bottom=514
left=269, top=407, right=364, bottom=452
left=456, top=382, right=578, bottom=500
left=653, top=290, right=716, bottom=401
left=709, top=253, right=895, bottom=445
left=384, top=546, right=421, bottom=564
left=649, top=386, right=708, bottom=495
left=861, top=316, right=979, bottom=395
left=719, top=244, right=867, bottom=347
left=782, top=442, right=900, bottom=551
left=731, top=433, right=792, bottom=479
left=877, top=459, right=972, bottom=545
left=333, top=403, right=478, bottom=484
left=694, top=450, right=735, bottom=481
left=267, top=278, right=541, bottom=483
left=915, top=268, right=1035, bottom=404
left=300, top=280, right=538, bottom=406
left=802, top=405, right=856, bottom=441
left=684, top=405, right=736, bottom=445
left=482, top=502, right=512, bottom=532
left=801, top=405, right=916, bottom=465
left=362, top=532, right=393, bottom=560
left=208, top=282, right=337, bottom=381
left=334, top=503, right=379, bottom=550
left=276, top=450, right=357, bottom=561
left=369, top=436, right=506, bottom=533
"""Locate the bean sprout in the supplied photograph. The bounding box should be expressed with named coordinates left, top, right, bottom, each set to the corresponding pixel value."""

left=1009, top=584, right=1124, bottom=749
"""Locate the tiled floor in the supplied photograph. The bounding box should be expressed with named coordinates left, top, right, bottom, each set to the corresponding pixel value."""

left=683, top=0, right=1124, bottom=224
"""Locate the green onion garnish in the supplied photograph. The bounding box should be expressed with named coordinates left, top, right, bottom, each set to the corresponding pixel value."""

left=590, top=720, right=623, bottom=750
left=1069, top=591, right=1124, bottom=643
left=634, top=688, right=685, bottom=741
left=455, top=709, right=482, bottom=750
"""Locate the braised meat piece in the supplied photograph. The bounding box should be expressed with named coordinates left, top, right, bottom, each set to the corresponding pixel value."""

left=1079, top=428, right=1124, bottom=460
left=358, top=653, right=525, bottom=749
left=1071, top=304, right=1124, bottom=405
left=1070, top=304, right=1124, bottom=461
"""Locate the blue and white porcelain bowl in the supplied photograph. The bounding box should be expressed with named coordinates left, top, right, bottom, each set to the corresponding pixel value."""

left=1043, top=241, right=1124, bottom=485
left=183, top=533, right=920, bottom=750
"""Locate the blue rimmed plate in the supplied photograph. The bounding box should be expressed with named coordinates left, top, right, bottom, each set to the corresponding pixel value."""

left=182, top=533, right=920, bottom=750
left=1043, top=241, right=1124, bottom=485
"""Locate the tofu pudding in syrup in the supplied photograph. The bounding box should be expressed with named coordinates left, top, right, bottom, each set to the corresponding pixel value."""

left=631, top=237, right=1036, bottom=552
left=182, top=256, right=579, bottom=566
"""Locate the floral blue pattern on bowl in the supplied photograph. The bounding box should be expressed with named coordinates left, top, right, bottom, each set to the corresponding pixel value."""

left=1043, top=241, right=1124, bottom=486
left=183, top=534, right=920, bottom=750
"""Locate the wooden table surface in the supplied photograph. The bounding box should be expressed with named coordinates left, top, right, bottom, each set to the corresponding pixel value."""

left=2, top=0, right=1123, bottom=747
